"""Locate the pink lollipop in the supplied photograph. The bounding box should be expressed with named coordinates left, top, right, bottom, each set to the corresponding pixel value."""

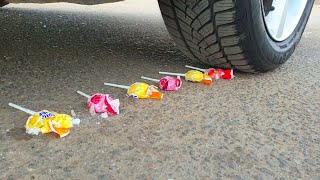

left=141, top=76, right=182, bottom=91
left=77, top=91, right=120, bottom=118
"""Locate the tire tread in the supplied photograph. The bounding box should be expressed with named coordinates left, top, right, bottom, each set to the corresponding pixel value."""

left=158, top=0, right=255, bottom=72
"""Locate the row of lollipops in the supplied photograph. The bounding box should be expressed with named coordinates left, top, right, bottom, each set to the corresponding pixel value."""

left=8, top=65, right=234, bottom=138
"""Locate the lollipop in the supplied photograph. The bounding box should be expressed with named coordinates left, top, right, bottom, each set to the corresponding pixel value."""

left=159, top=70, right=212, bottom=85
left=185, top=65, right=234, bottom=80
left=8, top=103, right=78, bottom=138
left=104, top=82, right=163, bottom=99
left=220, top=69, right=234, bottom=80
left=77, top=91, right=120, bottom=118
left=140, top=76, right=182, bottom=91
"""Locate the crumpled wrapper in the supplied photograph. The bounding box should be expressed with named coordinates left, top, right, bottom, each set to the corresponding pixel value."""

left=220, top=69, right=234, bottom=80
left=159, top=76, right=182, bottom=91
left=87, top=93, right=120, bottom=118
left=25, top=110, right=75, bottom=138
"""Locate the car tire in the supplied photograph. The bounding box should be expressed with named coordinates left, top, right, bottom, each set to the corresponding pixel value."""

left=158, top=0, right=314, bottom=73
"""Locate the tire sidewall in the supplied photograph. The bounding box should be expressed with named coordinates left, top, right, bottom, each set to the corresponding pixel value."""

left=265, top=0, right=314, bottom=52
left=240, top=0, right=314, bottom=71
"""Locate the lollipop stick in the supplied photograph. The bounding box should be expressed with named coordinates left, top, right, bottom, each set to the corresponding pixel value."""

left=8, top=103, right=36, bottom=115
left=141, top=76, right=160, bottom=83
left=159, top=72, right=185, bottom=77
left=104, top=83, right=130, bottom=90
left=185, top=65, right=206, bottom=72
left=77, top=91, right=91, bottom=98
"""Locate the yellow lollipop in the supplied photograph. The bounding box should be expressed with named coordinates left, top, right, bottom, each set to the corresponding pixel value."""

left=104, top=82, right=163, bottom=99
left=159, top=70, right=212, bottom=85
left=8, top=103, right=78, bottom=138
left=185, top=70, right=204, bottom=82
left=25, top=110, right=55, bottom=135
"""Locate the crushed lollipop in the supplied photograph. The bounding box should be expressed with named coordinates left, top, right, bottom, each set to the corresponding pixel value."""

left=185, top=70, right=213, bottom=85
left=25, top=111, right=74, bottom=138
left=25, top=110, right=55, bottom=135
left=158, top=76, right=182, bottom=91
left=9, top=103, right=78, bottom=138
left=87, top=93, right=120, bottom=118
left=41, top=114, right=73, bottom=138
left=128, top=82, right=163, bottom=99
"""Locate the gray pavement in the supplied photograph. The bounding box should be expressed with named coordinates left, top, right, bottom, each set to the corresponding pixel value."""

left=0, top=1, right=319, bottom=179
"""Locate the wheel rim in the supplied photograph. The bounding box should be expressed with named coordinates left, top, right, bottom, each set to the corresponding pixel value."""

left=262, top=0, right=308, bottom=41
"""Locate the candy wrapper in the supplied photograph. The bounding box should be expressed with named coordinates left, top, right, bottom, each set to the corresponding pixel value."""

left=77, top=91, right=120, bottom=118
left=8, top=103, right=79, bottom=138
left=185, top=65, right=234, bottom=80
left=220, top=69, right=234, bottom=80
left=104, top=82, right=163, bottom=99
left=141, top=76, right=182, bottom=91
left=159, top=70, right=212, bottom=85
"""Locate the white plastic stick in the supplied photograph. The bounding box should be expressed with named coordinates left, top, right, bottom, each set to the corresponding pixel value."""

left=141, top=76, right=160, bottom=83
left=185, top=65, right=206, bottom=72
left=159, top=72, right=185, bottom=77
left=77, top=91, right=91, bottom=98
left=8, top=103, right=36, bottom=115
left=104, top=83, right=130, bottom=89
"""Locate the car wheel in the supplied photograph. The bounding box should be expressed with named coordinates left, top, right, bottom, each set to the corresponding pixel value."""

left=158, top=0, right=314, bottom=73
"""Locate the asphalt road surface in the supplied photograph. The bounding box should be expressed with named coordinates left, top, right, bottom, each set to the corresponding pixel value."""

left=0, top=1, right=319, bottom=179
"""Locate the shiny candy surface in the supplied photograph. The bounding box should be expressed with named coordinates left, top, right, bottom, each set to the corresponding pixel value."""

left=128, top=82, right=163, bottom=99
left=159, top=76, right=182, bottom=91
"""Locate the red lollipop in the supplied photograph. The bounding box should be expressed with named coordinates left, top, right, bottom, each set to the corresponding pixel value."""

left=185, top=65, right=234, bottom=80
